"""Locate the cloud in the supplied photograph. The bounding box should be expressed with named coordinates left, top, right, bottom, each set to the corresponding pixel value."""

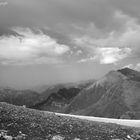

left=76, top=50, right=83, bottom=56
left=1, top=0, right=140, bottom=38
left=94, top=47, right=131, bottom=64
left=73, top=11, right=140, bottom=64
left=1, top=0, right=138, bottom=37
left=135, top=63, right=140, bottom=71
left=74, top=32, right=132, bottom=64
left=1, top=1, right=140, bottom=66
left=122, top=63, right=140, bottom=71
left=0, top=1, right=8, bottom=6
left=78, top=57, right=95, bottom=63
left=0, top=28, right=70, bottom=65
left=78, top=47, right=131, bottom=64
left=123, top=64, right=134, bottom=69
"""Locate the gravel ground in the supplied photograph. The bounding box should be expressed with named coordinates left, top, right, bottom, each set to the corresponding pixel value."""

left=0, top=102, right=140, bottom=140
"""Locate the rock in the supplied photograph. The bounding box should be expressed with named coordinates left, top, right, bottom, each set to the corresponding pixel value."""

left=73, top=138, right=81, bottom=140
left=111, top=139, right=123, bottom=140
left=51, top=135, right=65, bottom=140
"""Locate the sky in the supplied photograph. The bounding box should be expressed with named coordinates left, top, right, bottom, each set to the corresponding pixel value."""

left=0, top=0, right=140, bottom=88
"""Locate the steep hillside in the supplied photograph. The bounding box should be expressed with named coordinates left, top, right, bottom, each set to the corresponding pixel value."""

left=30, top=80, right=94, bottom=112
left=32, top=88, right=80, bottom=112
left=65, top=70, right=126, bottom=113
left=65, top=68, right=140, bottom=119
left=0, top=102, right=140, bottom=140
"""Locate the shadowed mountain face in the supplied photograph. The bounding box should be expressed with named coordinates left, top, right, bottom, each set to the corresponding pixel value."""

left=65, top=68, right=140, bottom=119
left=32, top=88, right=80, bottom=112
left=118, top=68, right=140, bottom=82
left=31, top=80, right=95, bottom=112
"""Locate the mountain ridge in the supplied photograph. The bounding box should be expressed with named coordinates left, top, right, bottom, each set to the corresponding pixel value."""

left=65, top=68, right=140, bottom=119
left=0, top=80, right=95, bottom=112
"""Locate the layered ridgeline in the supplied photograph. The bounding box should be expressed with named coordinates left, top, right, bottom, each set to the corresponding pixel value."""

left=0, top=80, right=94, bottom=112
left=32, top=80, right=94, bottom=93
left=31, top=80, right=94, bottom=112
left=32, top=87, right=80, bottom=112
left=65, top=68, right=140, bottom=119
left=0, top=102, right=140, bottom=140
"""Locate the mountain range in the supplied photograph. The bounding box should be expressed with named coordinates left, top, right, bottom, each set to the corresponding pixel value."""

left=0, top=79, right=94, bottom=112
left=1, top=68, right=140, bottom=119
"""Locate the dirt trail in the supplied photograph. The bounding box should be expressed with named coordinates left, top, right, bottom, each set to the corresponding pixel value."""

left=49, top=112, right=140, bottom=127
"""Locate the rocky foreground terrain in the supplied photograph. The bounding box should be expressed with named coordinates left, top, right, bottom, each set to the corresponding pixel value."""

left=0, top=102, right=140, bottom=140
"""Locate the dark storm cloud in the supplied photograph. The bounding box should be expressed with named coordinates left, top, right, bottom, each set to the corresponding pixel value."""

left=110, top=0, right=140, bottom=22
left=0, top=0, right=139, bottom=32
left=0, top=0, right=140, bottom=42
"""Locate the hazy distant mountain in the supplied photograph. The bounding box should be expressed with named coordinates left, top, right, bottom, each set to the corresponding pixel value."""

left=0, top=87, right=41, bottom=107
left=65, top=68, right=140, bottom=119
left=32, top=80, right=95, bottom=93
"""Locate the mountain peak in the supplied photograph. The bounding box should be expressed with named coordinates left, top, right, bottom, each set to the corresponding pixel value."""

left=118, top=67, right=137, bottom=73
left=117, top=67, right=140, bottom=82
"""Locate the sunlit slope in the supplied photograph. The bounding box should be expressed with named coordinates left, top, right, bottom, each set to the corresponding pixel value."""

left=66, top=68, right=140, bottom=119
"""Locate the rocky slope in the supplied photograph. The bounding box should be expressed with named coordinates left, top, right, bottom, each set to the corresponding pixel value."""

left=65, top=68, right=140, bottom=119
left=0, top=102, right=140, bottom=140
